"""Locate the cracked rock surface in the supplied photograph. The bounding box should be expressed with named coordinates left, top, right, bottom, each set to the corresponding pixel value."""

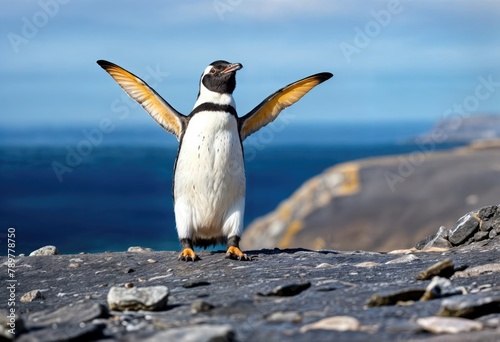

left=1, top=232, right=499, bottom=341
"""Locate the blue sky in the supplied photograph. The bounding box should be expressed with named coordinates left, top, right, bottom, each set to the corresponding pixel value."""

left=1, top=0, right=499, bottom=130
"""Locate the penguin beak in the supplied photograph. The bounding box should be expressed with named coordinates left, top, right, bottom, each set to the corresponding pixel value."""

left=221, top=63, right=243, bottom=74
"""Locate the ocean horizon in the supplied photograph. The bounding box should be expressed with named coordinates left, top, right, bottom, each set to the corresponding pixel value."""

left=0, top=120, right=463, bottom=255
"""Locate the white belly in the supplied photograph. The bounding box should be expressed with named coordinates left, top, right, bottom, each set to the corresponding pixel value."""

left=173, top=111, right=245, bottom=241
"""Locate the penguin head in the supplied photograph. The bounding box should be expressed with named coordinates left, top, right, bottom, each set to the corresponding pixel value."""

left=199, top=60, right=243, bottom=95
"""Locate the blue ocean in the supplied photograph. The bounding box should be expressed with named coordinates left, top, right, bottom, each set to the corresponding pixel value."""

left=0, top=121, right=462, bottom=255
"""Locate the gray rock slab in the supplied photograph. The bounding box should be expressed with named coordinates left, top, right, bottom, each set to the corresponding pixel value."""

left=28, top=302, right=108, bottom=327
left=438, top=293, right=500, bottom=319
left=1, top=236, right=499, bottom=341
left=449, top=213, right=480, bottom=245
left=17, top=323, right=105, bottom=342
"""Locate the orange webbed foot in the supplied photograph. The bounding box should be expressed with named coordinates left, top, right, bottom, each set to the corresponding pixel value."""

left=178, top=248, right=200, bottom=262
left=225, top=246, right=252, bottom=261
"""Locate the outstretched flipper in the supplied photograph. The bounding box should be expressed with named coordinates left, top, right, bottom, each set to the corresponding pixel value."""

left=97, top=60, right=187, bottom=139
left=238, top=72, right=333, bottom=141
left=225, top=236, right=251, bottom=261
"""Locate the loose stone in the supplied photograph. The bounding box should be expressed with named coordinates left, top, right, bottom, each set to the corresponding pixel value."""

left=191, top=300, right=215, bottom=313
left=29, top=245, right=59, bottom=256
left=367, top=288, right=426, bottom=307
left=420, top=276, right=464, bottom=301
left=416, top=258, right=455, bottom=280
left=473, top=230, right=489, bottom=242
left=300, top=316, right=360, bottom=333
left=107, top=286, right=169, bottom=311
left=265, top=311, right=302, bottom=323
left=127, top=246, right=154, bottom=253
left=448, top=213, right=480, bottom=245
left=416, top=226, right=452, bottom=250
left=20, top=290, right=45, bottom=303
left=417, top=316, right=483, bottom=334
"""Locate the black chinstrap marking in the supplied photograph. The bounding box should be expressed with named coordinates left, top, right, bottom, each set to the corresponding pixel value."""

left=190, top=103, right=237, bottom=117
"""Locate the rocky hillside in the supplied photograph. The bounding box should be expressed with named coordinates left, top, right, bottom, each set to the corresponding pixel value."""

left=242, top=141, right=500, bottom=252
left=1, top=209, right=499, bottom=341
left=423, top=114, right=500, bottom=143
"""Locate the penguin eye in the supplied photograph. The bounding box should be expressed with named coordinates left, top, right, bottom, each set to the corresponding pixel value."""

left=210, top=67, right=216, bottom=74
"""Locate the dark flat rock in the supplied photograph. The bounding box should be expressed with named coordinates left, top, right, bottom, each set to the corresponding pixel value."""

left=257, top=282, right=311, bottom=297
left=182, top=280, right=211, bottom=288
left=449, top=213, right=480, bottom=245
left=438, top=294, right=500, bottom=319
left=367, top=288, right=426, bottom=307
left=1, top=237, right=499, bottom=341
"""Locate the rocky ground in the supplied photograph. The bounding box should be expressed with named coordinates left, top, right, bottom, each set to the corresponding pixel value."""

left=1, top=208, right=500, bottom=341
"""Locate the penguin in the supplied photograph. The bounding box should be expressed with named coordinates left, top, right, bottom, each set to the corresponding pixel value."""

left=97, top=59, right=332, bottom=261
